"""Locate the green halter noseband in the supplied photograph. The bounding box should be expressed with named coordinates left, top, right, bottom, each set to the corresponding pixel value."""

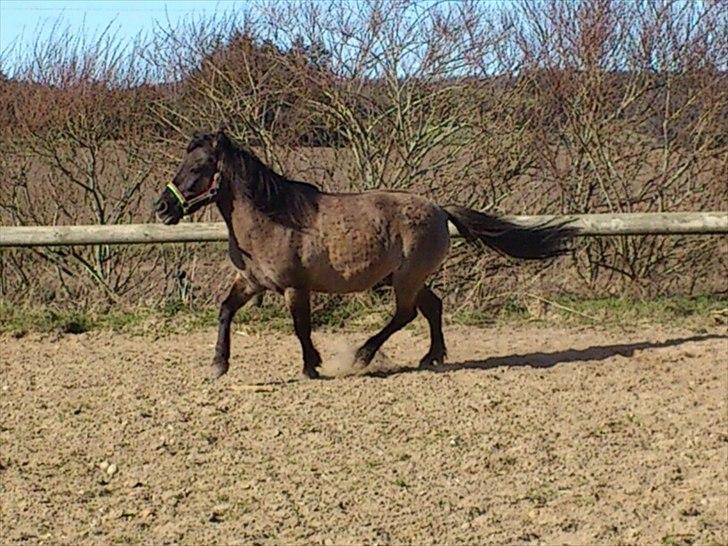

left=165, top=172, right=220, bottom=215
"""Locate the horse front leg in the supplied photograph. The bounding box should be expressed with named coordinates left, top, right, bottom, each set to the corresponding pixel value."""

left=284, top=287, right=322, bottom=379
left=212, top=275, right=262, bottom=379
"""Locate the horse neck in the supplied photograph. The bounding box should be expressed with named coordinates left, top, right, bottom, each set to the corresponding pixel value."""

left=215, top=151, right=278, bottom=235
left=215, top=174, right=254, bottom=223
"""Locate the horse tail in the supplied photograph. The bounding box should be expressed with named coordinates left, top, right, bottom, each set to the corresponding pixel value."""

left=443, top=205, right=577, bottom=260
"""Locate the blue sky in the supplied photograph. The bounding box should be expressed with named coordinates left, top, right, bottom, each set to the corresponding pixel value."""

left=0, top=0, right=247, bottom=55
left=0, top=0, right=514, bottom=78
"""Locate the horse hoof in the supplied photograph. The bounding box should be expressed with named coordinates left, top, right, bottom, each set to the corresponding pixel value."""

left=354, top=348, right=374, bottom=369
left=419, top=354, right=443, bottom=369
left=211, top=359, right=229, bottom=379
left=301, top=367, right=321, bottom=380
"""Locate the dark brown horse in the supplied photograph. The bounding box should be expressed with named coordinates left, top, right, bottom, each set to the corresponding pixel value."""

left=155, top=129, right=574, bottom=379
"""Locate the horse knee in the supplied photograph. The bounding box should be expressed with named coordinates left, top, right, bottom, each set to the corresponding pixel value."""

left=218, top=302, right=234, bottom=324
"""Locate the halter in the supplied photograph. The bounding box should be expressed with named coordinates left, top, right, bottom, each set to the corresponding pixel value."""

left=165, top=171, right=220, bottom=216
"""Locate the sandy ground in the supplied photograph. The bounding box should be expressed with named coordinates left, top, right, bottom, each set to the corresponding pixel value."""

left=1, top=322, right=726, bottom=545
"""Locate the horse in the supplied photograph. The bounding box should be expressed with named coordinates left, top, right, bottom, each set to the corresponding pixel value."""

left=154, top=129, right=575, bottom=379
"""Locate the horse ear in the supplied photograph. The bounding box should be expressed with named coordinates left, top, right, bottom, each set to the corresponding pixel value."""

left=214, top=122, right=230, bottom=150
left=187, top=130, right=208, bottom=152
left=216, top=122, right=229, bottom=144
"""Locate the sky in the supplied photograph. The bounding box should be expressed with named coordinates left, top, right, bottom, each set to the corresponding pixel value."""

left=0, top=0, right=518, bottom=79
left=0, top=0, right=248, bottom=55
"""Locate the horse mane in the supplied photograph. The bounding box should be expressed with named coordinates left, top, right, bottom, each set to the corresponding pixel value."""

left=218, top=135, right=320, bottom=229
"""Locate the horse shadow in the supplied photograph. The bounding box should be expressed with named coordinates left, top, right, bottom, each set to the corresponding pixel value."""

left=367, top=333, right=726, bottom=379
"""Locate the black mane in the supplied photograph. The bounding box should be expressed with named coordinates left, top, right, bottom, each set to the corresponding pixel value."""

left=218, top=135, right=320, bottom=229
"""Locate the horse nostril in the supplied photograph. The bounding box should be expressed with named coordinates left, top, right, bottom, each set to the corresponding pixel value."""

left=157, top=200, right=168, bottom=214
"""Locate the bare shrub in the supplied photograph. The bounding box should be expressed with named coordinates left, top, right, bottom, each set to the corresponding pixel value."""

left=0, top=27, right=166, bottom=307
left=514, top=0, right=727, bottom=296
left=0, top=0, right=725, bottom=316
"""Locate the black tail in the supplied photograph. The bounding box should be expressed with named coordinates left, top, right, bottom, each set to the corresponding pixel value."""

left=444, top=205, right=577, bottom=260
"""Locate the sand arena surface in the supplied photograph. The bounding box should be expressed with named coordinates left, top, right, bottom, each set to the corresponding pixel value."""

left=1, top=323, right=726, bottom=545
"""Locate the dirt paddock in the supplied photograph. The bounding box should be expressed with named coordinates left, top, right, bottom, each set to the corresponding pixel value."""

left=1, top=323, right=726, bottom=545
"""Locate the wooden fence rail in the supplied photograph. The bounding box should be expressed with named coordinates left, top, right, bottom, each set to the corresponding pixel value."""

left=0, top=212, right=726, bottom=247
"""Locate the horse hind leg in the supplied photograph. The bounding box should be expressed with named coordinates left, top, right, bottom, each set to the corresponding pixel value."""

left=416, top=287, right=446, bottom=368
left=355, top=275, right=421, bottom=367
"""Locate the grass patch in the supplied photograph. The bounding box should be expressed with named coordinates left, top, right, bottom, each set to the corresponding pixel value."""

left=0, top=303, right=156, bottom=336
left=0, top=294, right=724, bottom=336
left=448, top=294, right=727, bottom=328
left=532, top=294, right=726, bottom=327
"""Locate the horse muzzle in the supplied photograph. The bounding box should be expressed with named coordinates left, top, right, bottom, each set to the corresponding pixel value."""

left=154, top=195, right=182, bottom=225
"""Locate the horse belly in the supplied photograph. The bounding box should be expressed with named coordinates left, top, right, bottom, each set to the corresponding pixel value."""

left=305, top=229, right=401, bottom=293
